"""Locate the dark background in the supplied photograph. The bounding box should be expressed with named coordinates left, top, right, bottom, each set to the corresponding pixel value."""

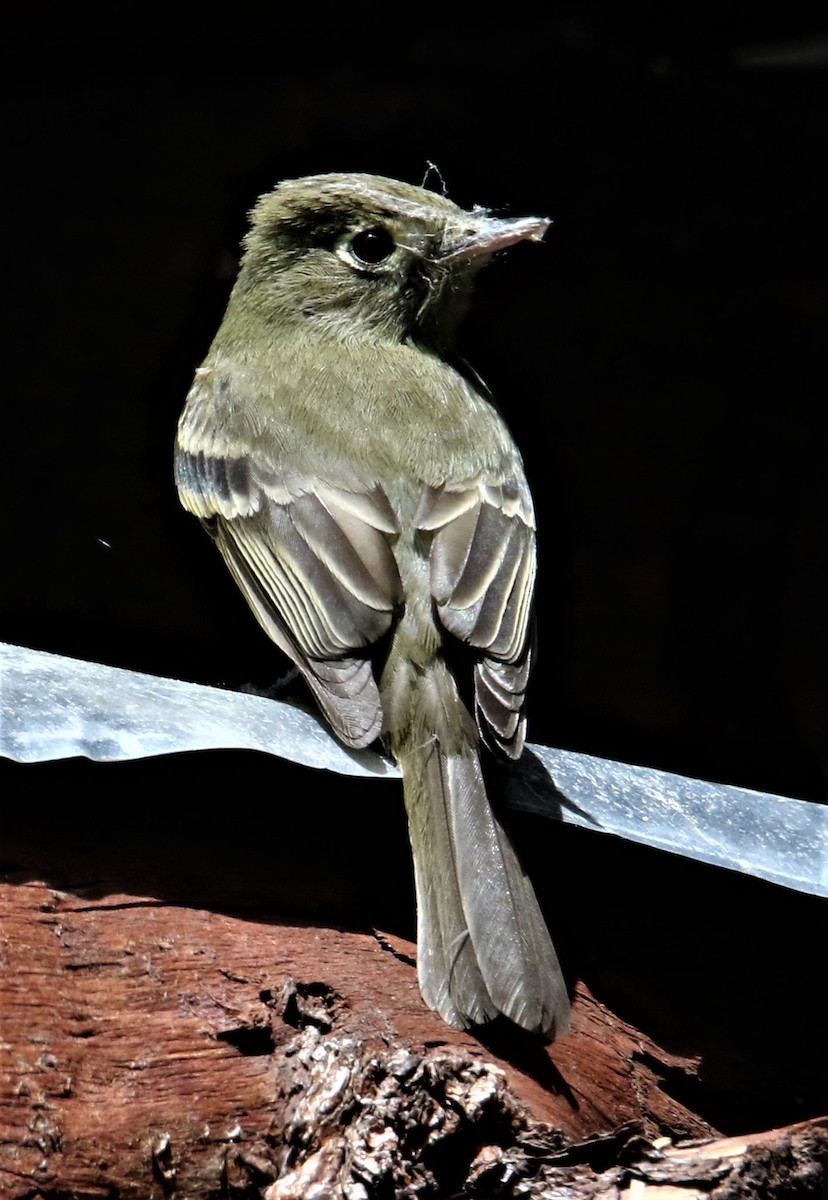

left=4, top=8, right=826, bottom=800
left=2, top=7, right=827, bottom=1132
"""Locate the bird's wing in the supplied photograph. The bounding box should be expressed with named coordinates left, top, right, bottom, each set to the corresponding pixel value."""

left=416, top=478, right=536, bottom=758
left=175, top=375, right=402, bottom=750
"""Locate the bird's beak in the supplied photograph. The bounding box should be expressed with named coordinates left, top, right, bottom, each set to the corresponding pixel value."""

left=440, top=213, right=551, bottom=263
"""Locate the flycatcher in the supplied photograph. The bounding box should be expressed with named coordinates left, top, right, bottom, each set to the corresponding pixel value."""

left=175, top=173, right=570, bottom=1038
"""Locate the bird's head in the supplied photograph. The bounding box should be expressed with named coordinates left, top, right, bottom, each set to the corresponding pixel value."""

left=224, top=172, right=549, bottom=351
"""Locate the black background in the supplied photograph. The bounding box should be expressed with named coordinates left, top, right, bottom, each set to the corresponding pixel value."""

left=6, top=7, right=825, bottom=806
left=2, top=6, right=827, bottom=1132
left=4, top=9, right=826, bottom=803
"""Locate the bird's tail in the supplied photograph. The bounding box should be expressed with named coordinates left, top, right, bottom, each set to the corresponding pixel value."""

left=387, top=657, right=570, bottom=1038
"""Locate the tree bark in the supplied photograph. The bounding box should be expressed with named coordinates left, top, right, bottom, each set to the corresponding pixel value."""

left=1, top=875, right=825, bottom=1198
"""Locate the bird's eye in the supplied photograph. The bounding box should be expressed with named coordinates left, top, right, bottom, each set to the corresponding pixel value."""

left=348, top=226, right=396, bottom=266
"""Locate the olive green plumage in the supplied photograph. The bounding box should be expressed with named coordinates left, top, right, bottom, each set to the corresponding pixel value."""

left=175, top=173, right=569, bottom=1037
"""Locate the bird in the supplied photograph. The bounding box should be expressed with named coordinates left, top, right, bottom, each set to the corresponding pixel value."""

left=174, top=172, right=570, bottom=1038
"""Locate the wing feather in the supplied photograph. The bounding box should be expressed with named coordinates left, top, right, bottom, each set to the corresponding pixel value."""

left=419, top=479, right=536, bottom=758
left=175, top=374, right=402, bottom=749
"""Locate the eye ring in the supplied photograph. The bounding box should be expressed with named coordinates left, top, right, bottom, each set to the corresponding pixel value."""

left=348, top=226, right=396, bottom=267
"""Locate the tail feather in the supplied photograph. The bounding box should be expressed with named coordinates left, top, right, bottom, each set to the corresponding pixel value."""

left=398, top=665, right=570, bottom=1038
left=442, top=749, right=569, bottom=1035
left=405, top=742, right=499, bottom=1029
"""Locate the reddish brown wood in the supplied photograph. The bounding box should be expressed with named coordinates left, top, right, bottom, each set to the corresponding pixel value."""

left=1, top=876, right=824, bottom=1198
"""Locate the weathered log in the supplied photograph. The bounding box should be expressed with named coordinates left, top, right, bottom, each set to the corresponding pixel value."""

left=1, top=875, right=825, bottom=1198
